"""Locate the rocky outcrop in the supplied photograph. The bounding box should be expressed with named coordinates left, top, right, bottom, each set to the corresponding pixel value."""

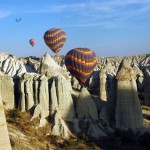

left=2, top=56, right=27, bottom=77
left=0, top=52, right=150, bottom=143
left=99, top=69, right=107, bottom=101
left=76, top=87, right=98, bottom=121
left=18, top=79, right=26, bottom=112
left=0, top=73, right=14, bottom=109
left=56, top=76, right=75, bottom=122
left=40, top=52, right=69, bottom=79
left=88, top=71, right=99, bottom=89
left=51, top=110, right=73, bottom=139
left=115, top=58, right=143, bottom=131
left=71, top=77, right=82, bottom=90
left=0, top=93, right=12, bottom=150
left=18, top=73, right=34, bottom=112
left=26, top=57, right=40, bottom=72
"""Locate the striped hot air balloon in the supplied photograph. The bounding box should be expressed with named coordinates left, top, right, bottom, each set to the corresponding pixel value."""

left=29, top=39, right=36, bottom=47
left=65, top=48, right=97, bottom=85
left=43, top=28, right=66, bottom=54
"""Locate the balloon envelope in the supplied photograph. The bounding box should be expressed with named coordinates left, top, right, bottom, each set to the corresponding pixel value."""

left=29, top=39, right=36, bottom=46
left=43, top=28, right=66, bottom=54
left=65, top=48, right=97, bottom=84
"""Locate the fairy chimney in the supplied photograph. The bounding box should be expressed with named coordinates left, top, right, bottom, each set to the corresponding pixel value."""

left=99, top=69, right=107, bottom=101
left=115, top=58, right=143, bottom=131
left=144, top=68, right=150, bottom=106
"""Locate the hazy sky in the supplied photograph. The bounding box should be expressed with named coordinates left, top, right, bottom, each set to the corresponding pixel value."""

left=0, top=0, right=150, bottom=57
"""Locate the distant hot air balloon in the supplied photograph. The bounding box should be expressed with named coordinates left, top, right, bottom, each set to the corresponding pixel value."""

left=16, top=18, right=22, bottom=22
left=29, top=39, right=36, bottom=47
left=43, top=28, right=66, bottom=54
left=65, top=48, right=97, bottom=85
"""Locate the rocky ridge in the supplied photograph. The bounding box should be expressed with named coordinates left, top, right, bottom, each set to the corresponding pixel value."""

left=0, top=52, right=149, bottom=149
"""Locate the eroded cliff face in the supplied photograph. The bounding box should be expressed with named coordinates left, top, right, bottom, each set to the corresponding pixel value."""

left=0, top=52, right=150, bottom=146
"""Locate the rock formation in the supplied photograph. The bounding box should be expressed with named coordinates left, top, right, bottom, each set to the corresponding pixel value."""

left=51, top=110, right=73, bottom=139
left=56, top=76, right=75, bottom=122
left=0, top=73, right=14, bottom=109
left=99, top=69, right=107, bottom=101
left=0, top=92, right=12, bottom=150
left=115, top=58, right=143, bottom=131
left=76, top=87, right=98, bottom=121
left=0, top=52, right=149, bottom=148
left=2, top=56, right=27, bottom=77
left=40, top=52, right=69, bottom=79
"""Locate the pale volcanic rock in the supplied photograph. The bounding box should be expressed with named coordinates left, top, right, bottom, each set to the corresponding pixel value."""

left=0, top=52, right=149, bottom=144
left=18, top=73, right=34, bottom=111
left=116, top=58, right=136, bottom=81
left=18, top=79, right=26, bottom=112
left=25, top=78, right=34, bottom=111
left=0, top=93, right=12, bottom=150
left=39, top=75, right=49, bottom=121
left=33, top=75, right=40, bottom=105
left=49, top=77, right=59, bottom=115
left=140, top=55, right=150, bottom=69
left=0, top=52, right=9, bottom=68
left=40, top=52, right=69, bottom=79
left=104, top=58, right=116, bottom=76
left=56, top=75, right=75, bottom=122
left=0, top=74, right=14, bottom=109
left=51, top=110, right=73, bottom=139
left=76, top=87, right=98, bottom=121
left=71, top=77, right=82, bottom=90
left=27, top=57, right=40, bottom=72
left=31, top=104, right=41, bottom=121
left=137, top=73, right=144, bottom=92
left=88, top=71, right=99, bottom=88
left=132, top=64, right=143, bottom=77
left=30, top=75, right=50, bottom=127
left=115, top=58, right=143, bottom=131
left=2, top=56, right=27, bottom=77
left=99, top=69, right=107, bottom=101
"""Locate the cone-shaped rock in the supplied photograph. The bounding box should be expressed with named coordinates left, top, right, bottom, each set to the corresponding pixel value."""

left=115, top=58, right=143, bottom=131
left=40, top=52, right=69, bottom=79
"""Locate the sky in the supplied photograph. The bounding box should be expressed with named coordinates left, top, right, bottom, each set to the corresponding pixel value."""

left=0, top=0, right=150, bottom=58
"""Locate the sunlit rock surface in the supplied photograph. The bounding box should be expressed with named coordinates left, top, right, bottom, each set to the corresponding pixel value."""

left=0, top=73, right=14, bottom=109
left=0, top=52, right=149, bottom=147
left=99, top=69, right=107, bottom=101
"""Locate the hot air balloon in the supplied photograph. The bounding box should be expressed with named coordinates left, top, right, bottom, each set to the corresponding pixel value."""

left=29, top=39, right=36, bottom=47
left=43, top=28, right=66, bottom=54
left=65, top=48, right=97, bottom=85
